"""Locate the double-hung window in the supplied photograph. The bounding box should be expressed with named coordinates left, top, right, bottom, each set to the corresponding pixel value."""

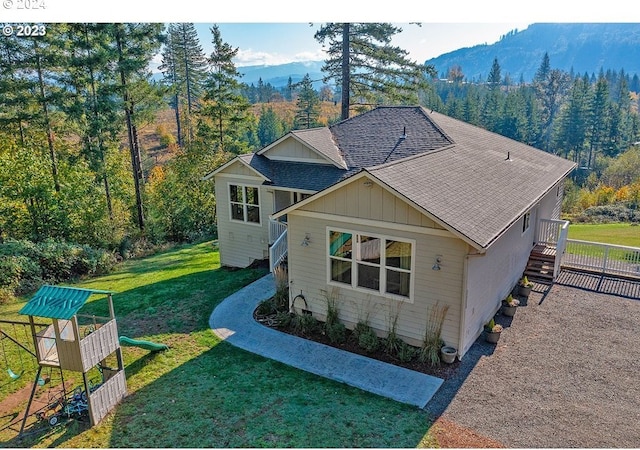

left=328, top=228, right=414, bottom=301
left=229, top=184, right=260, bottom=224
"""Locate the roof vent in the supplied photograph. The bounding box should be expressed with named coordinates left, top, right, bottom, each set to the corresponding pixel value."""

left=400, top=126, right=407, bottom=140
left=505, top=151, right=512, bottom=161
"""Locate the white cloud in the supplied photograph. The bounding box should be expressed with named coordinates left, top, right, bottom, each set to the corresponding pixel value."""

left=235, top=48, right=326, bottom=67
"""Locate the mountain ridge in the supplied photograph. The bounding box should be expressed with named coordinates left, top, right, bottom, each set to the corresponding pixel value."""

left=236, top=23, right=640, bottom=87
left=426, top=23, right=640, bottom=82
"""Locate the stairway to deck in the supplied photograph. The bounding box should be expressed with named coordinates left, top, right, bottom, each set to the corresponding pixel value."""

left=524, top=243, right=557, bottom=284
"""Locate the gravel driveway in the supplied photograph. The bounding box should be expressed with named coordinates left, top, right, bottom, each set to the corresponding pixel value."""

left=425, top=270, right=640, bottom=448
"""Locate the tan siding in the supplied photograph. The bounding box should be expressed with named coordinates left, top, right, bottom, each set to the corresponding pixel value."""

left=266, top=138, right=325, bottom=162
left=214, top=175, right=271, bottom=268
left=287, top=212, right=466, bottom=349
left=300, top=176, right=443, bottom=229
left=220, top=160, right=260, bottom=177
left=381, top=190, right=396, bottom=222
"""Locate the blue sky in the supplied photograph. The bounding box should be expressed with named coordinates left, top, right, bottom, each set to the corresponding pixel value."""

left=4, top=1, right=635, bottom=68
left=195, top=23, right=532, bottom=67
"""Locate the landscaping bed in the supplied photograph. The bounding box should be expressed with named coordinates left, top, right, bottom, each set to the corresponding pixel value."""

left=253, top=307, right=461, bottom=380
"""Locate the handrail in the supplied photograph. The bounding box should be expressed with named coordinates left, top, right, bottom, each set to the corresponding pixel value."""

left=269, top=229, right=288, bottom=272
left=269, top=219, right=287, bottom=245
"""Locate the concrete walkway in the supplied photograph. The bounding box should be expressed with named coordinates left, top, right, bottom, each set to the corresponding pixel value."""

left=209, top=274, right=443, bottom=408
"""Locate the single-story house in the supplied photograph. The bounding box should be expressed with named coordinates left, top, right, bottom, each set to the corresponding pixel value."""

left=204, top=106, right=576, bottom=357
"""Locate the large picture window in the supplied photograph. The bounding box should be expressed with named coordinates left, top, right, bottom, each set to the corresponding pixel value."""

left=328, top=228, right=414, bottom=300
left=229, top=184, right=261, bottom=224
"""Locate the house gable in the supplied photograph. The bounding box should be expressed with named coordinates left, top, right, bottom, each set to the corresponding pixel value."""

left=258, top=128, right=347, bottom=169
left=202, top=156, right=269, bottom=182
left=280, top=172, right=456, bottom=238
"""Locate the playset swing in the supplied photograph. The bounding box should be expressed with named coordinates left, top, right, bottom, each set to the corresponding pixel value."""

left=0, top=321, right=47, bottom=385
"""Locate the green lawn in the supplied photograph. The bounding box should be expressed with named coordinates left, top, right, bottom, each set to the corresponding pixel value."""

left=567, top=223, right=640, bottom=248
left=0, top=241, right=437, bottom=448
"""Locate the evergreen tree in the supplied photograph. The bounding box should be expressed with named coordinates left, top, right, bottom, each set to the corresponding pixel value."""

left=294, top=74, right=321, bottom=129
left=62, top=23, right=122, bottom=221
left=482, top=58, right=503, bottom=132
left=257, top=106, right=283, bottom=147
left=110, top=23, right=165, bottom=230
left=160, top=23, right=208, bottom=146
left=534, top=64, right=571, bottom=152
left=487, top=58, right=501, bottom=87
left=198, top=24, right=252, bottom=154
left=314, top=23, right=436, bottom=120
left=555, top=75, right=590, bottom=161
left=586, top=75, right=610, bottom=168
left=500, top=89, right=528, bottom=141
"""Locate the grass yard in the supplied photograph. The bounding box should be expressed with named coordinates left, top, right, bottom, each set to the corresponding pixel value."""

left=567, top=223, right=640, bottom=248
left=0, top=240, right=438, bottom=448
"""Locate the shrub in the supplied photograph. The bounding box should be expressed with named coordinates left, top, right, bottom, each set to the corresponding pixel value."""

left=357, top=325, right=379, bottom=353
left=0, top=239, right=117, bottom=298
left=396, top=341, right=416, bottom=363
left=291, top=313, right=320, bottom=336
left=255, top=299, right=277, bottom=317
left=274, top=311, right=293, bottom=328
left=578, top=204, right=640, bottom=223
left=326, top=321, right=346, bottom=344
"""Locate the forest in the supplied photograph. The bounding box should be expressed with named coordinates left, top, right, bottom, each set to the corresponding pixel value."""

left=1, top=23, right=639, bottom=301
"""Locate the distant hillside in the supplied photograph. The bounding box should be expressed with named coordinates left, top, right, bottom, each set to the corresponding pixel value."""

left=426, top=23, right=640, bottom=82
left=237, top=61, right=326, bottom=88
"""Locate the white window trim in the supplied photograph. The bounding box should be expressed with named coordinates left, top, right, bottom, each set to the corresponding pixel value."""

left=228, top=183, right=262, bottom=226
left=326, top=227, right=416, bottom=303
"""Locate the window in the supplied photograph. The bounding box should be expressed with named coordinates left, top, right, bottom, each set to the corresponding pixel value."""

left=293, top=192, right=312, bottom=203
left=522, top=211, right=531, bottom=233
left=229, top=184, right=260, bottom=224
left=328, top=228, right=413, bottom=300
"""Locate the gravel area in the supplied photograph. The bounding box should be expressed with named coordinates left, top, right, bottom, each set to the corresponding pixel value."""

left=425, top=271, right=640, bottom=448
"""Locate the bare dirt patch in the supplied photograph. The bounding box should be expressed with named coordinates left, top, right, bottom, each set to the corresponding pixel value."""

left=431, top=417, right=505, bottom=448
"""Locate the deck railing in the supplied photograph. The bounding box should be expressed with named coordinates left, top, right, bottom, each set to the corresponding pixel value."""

left=269, top=229, right=288, bottom=272
left=269, top=219, right=287, bottom=245
left=537, top=219, right=569, bottom=246
left=562, top=239, right=640, bottom=279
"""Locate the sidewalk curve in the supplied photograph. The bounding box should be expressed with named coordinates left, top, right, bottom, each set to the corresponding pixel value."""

left=209, top=273, right=443, bottom=408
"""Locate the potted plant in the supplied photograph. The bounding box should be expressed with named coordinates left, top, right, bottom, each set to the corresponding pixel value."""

left=440, top=345, right=457, bottom=364
left=502, top=294, right=520, bottom=317
left=518, top=275, right=534, bottom=297
left=484, top=319, right=503, bottom=344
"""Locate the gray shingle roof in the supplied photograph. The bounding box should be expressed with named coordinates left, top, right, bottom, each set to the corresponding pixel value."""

left=330, top=106, right=453, bottom=168
left=367, top=110, right=576, bottom=249
left=239, top=153, right=355, bottom=192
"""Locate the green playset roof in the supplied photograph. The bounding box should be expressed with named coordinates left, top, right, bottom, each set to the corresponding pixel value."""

left=19, top=285, right=112, bottom=320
